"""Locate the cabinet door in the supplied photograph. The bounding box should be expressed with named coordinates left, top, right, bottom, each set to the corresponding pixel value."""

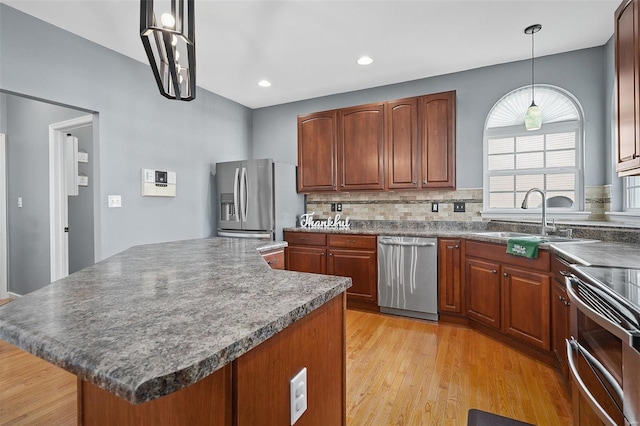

left=502, top=266, right=551, bottom=350
left=297, top=111, right=338, bottom=192
left=465, top=257, right=501, bottom=328
left=262, top=249, right=284, bottom=270
left=338, top=104, right=385, bottom=191
left=552, top=279, right=570, bottom=380
left=385, top=97, right=419, bottom=189
left=438, top=239, right=463, bottom=314
left=328, top=249, right=377, bottom=304
left=419, top=91, right=456, bottom=188
left=287, top=246, right=327, bottom=274
left=615, top=0, right=640, bottom=175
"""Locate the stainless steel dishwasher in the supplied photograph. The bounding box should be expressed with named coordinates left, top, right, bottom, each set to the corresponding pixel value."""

left=377, top=236, right=438, bottom=321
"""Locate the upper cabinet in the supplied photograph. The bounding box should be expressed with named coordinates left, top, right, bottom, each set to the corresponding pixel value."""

left=386, top=97, right=419, bottom=189
left=616, top=0, right=640, bottom=176
left=297, top=91, right=456, bottom=193
left=297, top=111, right=338, bottom=192
left=338, top=103, right=385, bottom=191
left=419, top=92, right=456, bottom=189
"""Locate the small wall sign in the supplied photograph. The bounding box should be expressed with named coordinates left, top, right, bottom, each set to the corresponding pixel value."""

left=300, top=213, right=351, bottom=229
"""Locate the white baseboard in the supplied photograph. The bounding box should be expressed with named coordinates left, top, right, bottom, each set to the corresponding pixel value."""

left=4, top=291, right=21, bottom=299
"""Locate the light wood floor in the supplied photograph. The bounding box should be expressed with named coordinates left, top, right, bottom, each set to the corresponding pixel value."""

left=0, top=304, right=572, bottom=425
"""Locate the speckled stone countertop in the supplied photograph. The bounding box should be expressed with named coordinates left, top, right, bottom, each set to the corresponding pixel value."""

left=284, top=222, right=640, bottom=269
left=0, top=238, right=350, bottom=404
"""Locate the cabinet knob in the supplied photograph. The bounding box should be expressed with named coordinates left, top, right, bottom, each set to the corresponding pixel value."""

left=558, top=295, right=564, bottom=301
left=267, top=259, right=278, bottom=265
left=503, top=272, right=508, bottom=277
left=329, top=252, right=333, bottom=256
left=492, top=269, right=497, bottom=274
left=321, top=252, right=325, bottom=256
left=412, top=181, right=416, bottom=184
left=454, top=245, right=459, bottom=249
left=563, top=301, right=570, bottom=307
left=422, top=180, right=427, bottom=184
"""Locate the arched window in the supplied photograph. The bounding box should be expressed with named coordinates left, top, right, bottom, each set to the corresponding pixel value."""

left=483, top=85, right=584, bottom=216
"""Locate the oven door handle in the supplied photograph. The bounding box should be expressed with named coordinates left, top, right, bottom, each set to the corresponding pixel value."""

left=565, top=276, right=637, bottom=347
left=566, top=339, right=622, bottom=426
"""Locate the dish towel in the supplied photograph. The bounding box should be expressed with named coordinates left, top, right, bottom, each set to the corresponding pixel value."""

left=506, top=236, right=548, bottom=259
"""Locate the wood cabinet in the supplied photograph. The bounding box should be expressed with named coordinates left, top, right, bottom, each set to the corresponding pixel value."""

left=465, top=257, right=501, bottom=328
left=296, top=90, right=456, bottom=193
left=261, top=248, right=285, bottom=270
left=338, top=103, right=385, bottom=191
left=419, top=91, right=456, bottom=188
left=502, top=266, right=550, bottom=350
left=285, top=231, right=378, bottom=311
left=551, top=256, right=572, bottom=382
left=465, top=241, right=551, bottom=351
left=616, top=0, right=640, bottom=176
left=437, top=239, right=464, bottom=315
left=297, top=111, right=338, bottom=192
left=386, top=97, right=419, bottom=189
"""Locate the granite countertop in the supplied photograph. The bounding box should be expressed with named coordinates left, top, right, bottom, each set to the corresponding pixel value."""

left=284, top=226, right=640, bottom=269
left=0, top=238, right=350, bottom=404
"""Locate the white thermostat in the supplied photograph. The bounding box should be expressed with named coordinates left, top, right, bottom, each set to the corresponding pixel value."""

left=141, top=169, right=176, bottom=197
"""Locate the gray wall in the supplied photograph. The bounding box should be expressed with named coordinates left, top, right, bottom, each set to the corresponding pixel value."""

left=68, top=125, right=94, bottom=274
left=253, top=46, right=609, bottom=188
left=1, top=4, right=252, bottom=295
left=5, top=94, right=86, bottom=294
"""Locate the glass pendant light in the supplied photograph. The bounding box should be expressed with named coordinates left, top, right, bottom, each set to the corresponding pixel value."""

left=524, top=24, right=542, bottom=131
left=140, top=0, right=196, bottom=101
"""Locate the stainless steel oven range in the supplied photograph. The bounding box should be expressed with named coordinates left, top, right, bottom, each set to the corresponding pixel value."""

left=564, top=265, right=640, bottom=426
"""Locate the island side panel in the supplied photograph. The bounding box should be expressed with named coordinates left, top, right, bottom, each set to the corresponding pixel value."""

left=78, top=364, right=232, bottom=426
left=233, top=292, right=346, bottom=426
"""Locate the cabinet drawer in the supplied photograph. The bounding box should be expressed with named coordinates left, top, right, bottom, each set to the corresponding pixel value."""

left=284, top=231, right=327, bottom=246
left=465, top=240, right=550, bottom=272
left=328, top=234, right=377, bottom=249
left=551, top=255, right=571, bottom=284
left=261, top=250, right=284, bottom=270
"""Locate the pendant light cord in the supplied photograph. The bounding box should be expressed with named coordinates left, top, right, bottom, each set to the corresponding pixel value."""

left=531, top=29, right=535, bottom=104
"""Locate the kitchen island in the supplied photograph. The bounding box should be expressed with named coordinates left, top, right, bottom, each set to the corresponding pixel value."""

left=0, top=237, right=351, bottom=425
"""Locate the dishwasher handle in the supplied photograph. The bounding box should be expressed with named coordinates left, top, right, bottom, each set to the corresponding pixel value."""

left=378, top=238, right=436, bottom=247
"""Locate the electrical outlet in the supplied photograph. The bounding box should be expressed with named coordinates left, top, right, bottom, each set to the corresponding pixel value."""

left=330, top=203, right=336, bottom=212
left=431, top=202, right=438, bottom=213
left=290, top=367, right=307, bottom=425
left=108, top=195, right=122, bottom=208
left=336, top=203, right=342, bottom=212
left=453, top=202, right=465, bottom=213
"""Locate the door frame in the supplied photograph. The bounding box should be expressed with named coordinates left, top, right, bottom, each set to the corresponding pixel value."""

left=49, top=115, right=93, bottom=283
left=0, top=133, right=7, bottom=299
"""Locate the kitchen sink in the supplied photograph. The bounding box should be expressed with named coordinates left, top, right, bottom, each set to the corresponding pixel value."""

left=472, top=231, right=596, bottom=243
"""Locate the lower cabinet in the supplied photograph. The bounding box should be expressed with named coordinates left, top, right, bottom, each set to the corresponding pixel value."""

left=285, top=231, right=378, bottom=311
left=465, top=257, right=501, bottom=328
left=552, top=256, right=572, bottom=382
left=437, top=239, right=464, bottom=315
left=465, top=241, right=552, bottom=352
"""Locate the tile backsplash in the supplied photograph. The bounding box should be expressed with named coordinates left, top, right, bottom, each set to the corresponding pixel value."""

left=305, top=185, right=610, bottom=221
left=306, top=189, right=483, bottom=221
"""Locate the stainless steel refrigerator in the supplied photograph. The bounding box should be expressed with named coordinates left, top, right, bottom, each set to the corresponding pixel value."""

left=215, top=158, right=303, bottom=240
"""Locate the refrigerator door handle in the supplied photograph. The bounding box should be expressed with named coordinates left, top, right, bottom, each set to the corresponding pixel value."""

left=240, top=167, right=248, bottom=222
left=233, top=168, right=240, bottom=222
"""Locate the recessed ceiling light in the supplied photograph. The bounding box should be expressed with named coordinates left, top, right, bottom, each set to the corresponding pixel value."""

left=357, top=56, right=373, bottom=66
left=258, top=80, right=271, bottom=87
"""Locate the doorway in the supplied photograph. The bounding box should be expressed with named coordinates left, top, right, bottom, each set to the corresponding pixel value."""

left=49, top=115, right=95, bottom=282
left=0, top=133, right=7, bottom=299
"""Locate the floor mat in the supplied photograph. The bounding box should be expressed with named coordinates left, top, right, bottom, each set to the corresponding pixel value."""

left=467, top=409, right=536, bottom=426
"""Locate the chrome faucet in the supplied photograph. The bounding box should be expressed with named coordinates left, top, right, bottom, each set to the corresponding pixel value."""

left=521, top=188, right=556, bottom=236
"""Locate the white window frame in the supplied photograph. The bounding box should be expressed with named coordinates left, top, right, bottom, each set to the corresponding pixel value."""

left=624, top=176, right=640, bottom=212
left=482, top=86, right=587, bottom=220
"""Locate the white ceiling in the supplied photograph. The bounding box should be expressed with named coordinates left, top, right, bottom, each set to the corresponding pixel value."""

left=4, top=0, right=620, bottom=109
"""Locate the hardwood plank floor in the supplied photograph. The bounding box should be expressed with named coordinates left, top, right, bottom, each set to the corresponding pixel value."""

left=0, top=307, right=572, bottom=425
left=346, top=310, right=572, bottom=425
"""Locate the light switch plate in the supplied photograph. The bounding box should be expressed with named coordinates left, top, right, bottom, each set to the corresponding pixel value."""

left=290, top=367, right=307, bottom=425
left=431, top=202, right=438, bottom=213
